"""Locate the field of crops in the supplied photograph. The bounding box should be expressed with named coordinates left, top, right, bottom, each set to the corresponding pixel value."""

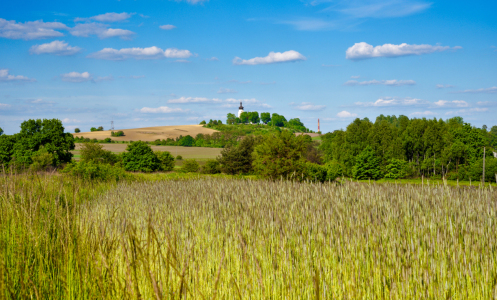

left=1, top=173, right=496, bottom=299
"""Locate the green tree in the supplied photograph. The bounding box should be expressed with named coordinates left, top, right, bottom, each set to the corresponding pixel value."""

left=0, top=135, right=15, bottom=165
left=181, top=159, right=199, bottom=173
left=199, top=120, right=206, bottom=125
left=239, top=112, right=249, bottom=124
left=0, top=127, right=3, bottom=136
left=201, top=159, right=221, bottom=174
left=252, top=130, right=309, bottom=180
left=352, top=146, right=382, bottom=180
left=155, top=151, right=175, bottom=171
left=74, top=128, right=80, bottom=133
left=178, top=135, right=195, bottom=147
left=218, top=135, right=260, bottom=175
left=12, top=119, right=75, bottom=167
left=90, top=127, right=97, bottom=132
left=261, top=112, right=271, bottom=124
left=30, top=146, right=54, bottom=171
left=270, top=113, right=287, bottom=127
left=122, top=141, right=160, bottom=172
left=80, top=142, right=119, bottom=165
left=249, top=112, right=260, bottom=124
left=384, top=158, right=408, bottom=179
left=226, top=113, right=236, bottom=125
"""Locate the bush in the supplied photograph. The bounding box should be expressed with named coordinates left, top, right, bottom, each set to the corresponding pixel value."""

left=176, top=155, right=183, bottom=160
left=181, top=159, right=199, bottom=173
left=63, top=161, right=127, bottom=181
left=0, top=134, right=15, bottom=165
left=74, top=128, right=80, bottom=133
left=252, top=131, right=309, bottom=179
left=80, top=142, right=120, bottom=165
left=91, top=127, right=103, bottom=132
left=122, top=141, right=160, bottom=172
left=324, top=160, right=343, bottom=182
left=178, top=135, right=195, bottom=147
left=30, top=146, right=54, bottom=171
left=155, top=151, right=175, bottom=171
left=352, top=146, right=382, bottom=180
left=111, top=131, right=125, bottom=137
left=199, top=120, right=206, bottom=125
left=304, top=162, right=327, bottom=182
left=219, top=136, right=260, bottom=175
left=201, top=159, right=221, bottom=174
left=384, top=158, right=409, bottom=179
left=468, top=157, right=497, bottom=182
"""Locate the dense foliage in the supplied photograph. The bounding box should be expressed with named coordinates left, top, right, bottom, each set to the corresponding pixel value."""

left=122, top=141, right=160, bottom=172
left=111, top=130, right=124, bottom=137
left=320, top=115, right=497, bottom=181
left=0, top=118, right=74, bottom=167
left=218, top=135, right=261, bottom=175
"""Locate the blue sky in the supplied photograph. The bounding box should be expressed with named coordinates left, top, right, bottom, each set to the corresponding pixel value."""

left=0, top=0, right=496, bottom=134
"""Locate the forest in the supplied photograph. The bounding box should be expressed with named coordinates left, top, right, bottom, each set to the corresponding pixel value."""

left=320, top=115, right=497, bottom=182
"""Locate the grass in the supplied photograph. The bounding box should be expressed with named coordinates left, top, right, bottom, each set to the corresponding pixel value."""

left=1, top=171, right=496, bottom=298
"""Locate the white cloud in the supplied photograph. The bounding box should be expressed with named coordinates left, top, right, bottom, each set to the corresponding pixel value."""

left=227, top=80, right=252, bottom=84
left=233, top=50, right=306, bottom=65
left=217, top=88, right=237, bottom=94
left=95, top=75, right=114, bottom=82
left=88, top=46, right=192, bottom=60
left=75, top=12, right=134, bottom=23
left=29, top=40, right=81, bottom=56
left=477, top=101, right=497, bottom=107
left=292, top=102, right=326, bottom=111
left=410, top=111, right=435, bottom=116
left=455, top=87, right=497, bottom=94
left=61, top=71, right=92, bottom=83
left=70, top=23, right=135, bottom=39
left=355, top=97, right=426, bottom=107
left=225, top=98, right=271, bottom=108
left=0, top=18, right=68, bottom=40
left=278, top=19, right=336, bottom=31
left=159, top=24, right=176, bottom=30
left=260, top=81, right=276, bottom=85
left=436, top=84, right=454, bottom=89
left=337, top=111, right=358, bottom=118
left=168, top=97, right=222, bottom=104
left=350, top=75, right=360, bottom=79
left=346, top=42, right=461, bottom=60
left=207, top=57, right=219, bottom=61
left=28, top=99, right=55, bottom=104
left=130, top=75, right=145, bottom=79
left=0, top=103, right=12, bottom=109
left=308, top=0, right=431, bottom=18
left=344, top=79, right=416, bottom=86
left=445, top=108, right=489, bottom=115
left=176, top=0, right=209, bottom=4
left=61, top=118, right=81, bottom=123
left=0, top=69, right=35, bottom=82
left=139, top=106, right=188, bottom=113
left=433, top=100, right=468, bottom=107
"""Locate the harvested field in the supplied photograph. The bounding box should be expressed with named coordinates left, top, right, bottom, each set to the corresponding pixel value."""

left=73, top=143, right=222, bottom=160
left=75, top=125, right=219, bottom=142
left=295, top=132, right=321, bottom=138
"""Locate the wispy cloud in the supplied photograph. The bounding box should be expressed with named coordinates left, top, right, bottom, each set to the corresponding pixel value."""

left=233, top=50, right=306, bottom=65
left=29, top=40, right=81, bottom=56
left=168, top=97, right=222, bottom=104
left=445, top=108, right=488, bottom=115
left=277, top=18, right=336, bottom=31
left=346, top=42, right=461, bottom=60
left=88, top=46, right=192, bottom=60
left=436, top=84, right=454, bottom=89
left=217, top=88, right=237, bottom=94
left=410, top=111, right=435, bottom=116
left=306, top=0, right=431, bottom=18
left=0, top=18, right=68, bottom=40
left=337, top=111, right=358, bottom=118
left=0, top=69, right=35, bottom=82
left=70, top=23, right=135, bottom=39
left=454, top=86, right=497, bottom=94
left=61, top=71, right=92, bottom=83
left=225, top=98, right=271, bottom=108
left=354, top=97, right=426, bottom=107
left=433, top=100, right=468, bottom=108
left=159, top=24, right=176, bottom=30
left=291, top=102, right=326, bottom=111
left=174, top=0, right=209, bottom=4
left=344, top=79, right=416, bottom=86
left=75, top=12, right=134, bottom=23
left=139, top=106, right=189, bottom=113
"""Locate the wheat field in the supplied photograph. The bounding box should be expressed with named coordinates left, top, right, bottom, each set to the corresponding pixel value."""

left=1, top=174, right=496, bottom=299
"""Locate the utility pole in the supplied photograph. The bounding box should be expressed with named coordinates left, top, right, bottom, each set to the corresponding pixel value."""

left=483, top=146, right=486, bottom=183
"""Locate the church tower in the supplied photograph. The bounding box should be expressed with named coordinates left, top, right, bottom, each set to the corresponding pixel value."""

left=238, top=101, right=244, bottom=118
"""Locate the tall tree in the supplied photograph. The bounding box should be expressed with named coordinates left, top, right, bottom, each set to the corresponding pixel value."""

left=260, top=112, right=271, bottom=124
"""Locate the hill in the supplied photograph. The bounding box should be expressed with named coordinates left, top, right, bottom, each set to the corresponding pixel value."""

left=75, top=125, right=219, bottom=142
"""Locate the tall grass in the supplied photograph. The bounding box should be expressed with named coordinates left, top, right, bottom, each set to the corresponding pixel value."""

left=1, top=173, right=497, bottom=298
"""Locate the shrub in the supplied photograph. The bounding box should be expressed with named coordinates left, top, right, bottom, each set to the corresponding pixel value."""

left=155, top=151, right=175, bottom=171
left=304, top=162, right=327, bottom=182
left=30, top=146, right=54, bottom=171
left=181, top=159, right=199, bottom=173
left=122, top=141, right=160, bottom=172
left=111, top=131, right=125, bottom=137
left=63, top=161, right=127, bottom=181
left=176, top=155, right=183, bottom=160
left=324, top=160, right=343, bottom=182
left=90, top=127, right=97, bottom=132
left=178, top=135, right=195, bottom=147
left=0, top=134, right=15, bottom=165
left=80, top=142, right=120, bottom=165
left=103, top=138, right=112, bottom=143
left=384, top=158, right=409, bottom=179
left=201, top=159, right=221, bottom=174
left=352, top=146, right=382, bottom=180
left=74, top=128, right=80, bottom=133
left=199, top=120, right=206, bottom=125
left=252, top=131, right=309, bottom=179
left=468, top=157, right=497, bottom=182
left=219, top=136, right=260, bottom=175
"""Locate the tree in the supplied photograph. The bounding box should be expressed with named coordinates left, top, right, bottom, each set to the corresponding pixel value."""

left=218, top=135, right=260, bottom=174
left=97, top=126, right=104, bottom=131
left=352, top=146, right=382, bottom=180
left=226, top=113, right=236, bottom=125
left=201, top=159, right=221, bottom=174
left=239, top=112, right=249, bottom=124
left=252, top=130, right=310, bottom=180
left=261, top=112, right=271, bottom=124
left=30, top=146, right=54, bottom=171
left=0, top=135, right=16, bottom=165
left=122, top=141, right=160, bottom=172
left=12, top=119, right=74, bottom=167
left=178, top=135, right=195, bottom=147
left=384, top=158, right=408, bottom=179
left=90, top=127, right=97, bottom=132
left=200, top=120, right=206, bottom=125
left=249, top=112, right=260, bottom=124
left=181, top=159, right=199, bottom=173
left=155, top=151, right=175, bottom=171
left=80, top=142, right=119, bottom=165
left=74, top=128, right=80, bottom=133
left=0, top=127, right=4, bottom=136
left=270, top=113, right=287, bottom=127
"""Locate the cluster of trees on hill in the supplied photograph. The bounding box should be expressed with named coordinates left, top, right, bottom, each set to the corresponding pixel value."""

left=320, top=115, right=497, bottom=182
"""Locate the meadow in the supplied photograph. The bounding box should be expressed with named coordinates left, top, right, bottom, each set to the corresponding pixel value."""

left=1, top=172, right=496, bottom=299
